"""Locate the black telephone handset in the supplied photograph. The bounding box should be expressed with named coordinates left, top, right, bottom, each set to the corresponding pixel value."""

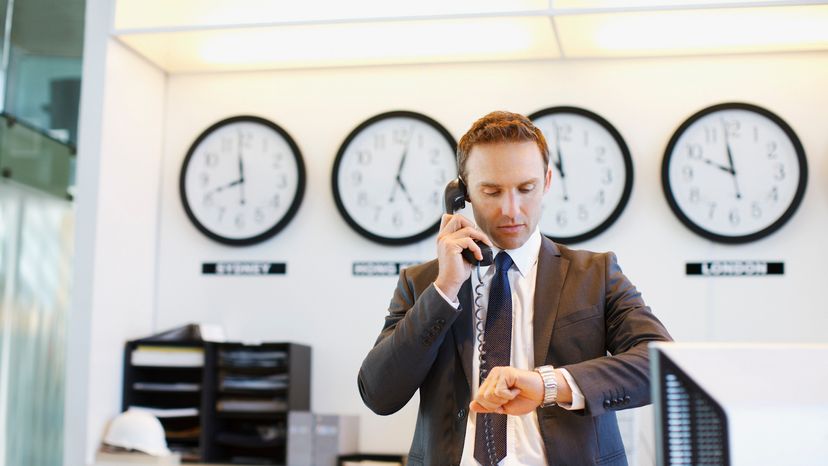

left=443, top=179, right=494, bottom=267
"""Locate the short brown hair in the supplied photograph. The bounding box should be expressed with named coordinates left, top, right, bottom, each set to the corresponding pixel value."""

left=456, top=111, right=549, bottom=180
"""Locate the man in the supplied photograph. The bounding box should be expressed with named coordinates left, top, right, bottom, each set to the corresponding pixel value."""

left=358, top=111, right=672, bottom=466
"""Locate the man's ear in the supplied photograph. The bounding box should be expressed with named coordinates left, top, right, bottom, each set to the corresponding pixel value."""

left=543, top=166, right=552, bottom=194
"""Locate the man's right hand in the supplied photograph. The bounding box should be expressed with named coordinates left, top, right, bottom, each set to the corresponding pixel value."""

left=434, top=213, right=492, bottom=302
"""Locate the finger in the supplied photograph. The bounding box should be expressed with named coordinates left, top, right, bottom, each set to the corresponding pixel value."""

left=470, top=400, right=492, bottom=414
left=442, top=213, right=475, bottom=234
left=449, top=226, right=491, bottom=246
left=453, top=237, right=483, bottom=261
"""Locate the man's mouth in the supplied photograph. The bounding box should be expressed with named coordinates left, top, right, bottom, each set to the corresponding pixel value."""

left=497, top=224, right=525, bottom=233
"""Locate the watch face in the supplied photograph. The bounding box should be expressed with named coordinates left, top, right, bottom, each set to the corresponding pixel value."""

left=529, top=107, right=634, bottom=244
left=662, top=102, right=808, bottom=243
left=332, top=111, right=457, bottom=245
left=180, top=116, right=306, bottom=245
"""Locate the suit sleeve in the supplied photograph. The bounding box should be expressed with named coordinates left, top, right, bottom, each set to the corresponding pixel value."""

left=560, top=252, right=672, bottom=417
left=357, top=266, right=462, bottom=415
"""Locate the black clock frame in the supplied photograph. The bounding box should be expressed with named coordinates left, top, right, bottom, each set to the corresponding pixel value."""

left=661, top=102, right=808, bottom=244
left=179, top=115, right=306, bottom=246
left=331, top=110, right=458, bottom=245
left=528, top=106, right=635, bottom=244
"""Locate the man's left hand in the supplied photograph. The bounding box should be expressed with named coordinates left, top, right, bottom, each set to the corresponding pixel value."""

left=469, top=366, right=545, bottom=416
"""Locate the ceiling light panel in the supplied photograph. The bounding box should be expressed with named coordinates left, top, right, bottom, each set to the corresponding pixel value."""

left=555, top=5, right=828, bottom=57
left=114, top=0, right=548, bottom=30
left=117, top=17, right=560, bottom=72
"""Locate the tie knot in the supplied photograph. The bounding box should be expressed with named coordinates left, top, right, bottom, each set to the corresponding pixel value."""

left=495, top=251, right=513, bottom=274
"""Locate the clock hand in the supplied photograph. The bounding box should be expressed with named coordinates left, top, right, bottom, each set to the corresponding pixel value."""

left=553, top=127, right=570, bottom=202
left=722, top=120, right=742, bottom=200
left=389, top=126, right=416, bottom=203
left=205, top=178, right=244, bottom=196
left=702, top=158, right=732, bottom=173
left=238, top=130, right=246, bottom=206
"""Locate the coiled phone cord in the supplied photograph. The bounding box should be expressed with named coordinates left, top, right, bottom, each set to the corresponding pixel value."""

left=474, top=264, right=498, bottom=466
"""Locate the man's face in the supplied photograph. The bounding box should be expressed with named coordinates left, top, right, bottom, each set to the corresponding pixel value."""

left=465, top=141, right=552, bottom=250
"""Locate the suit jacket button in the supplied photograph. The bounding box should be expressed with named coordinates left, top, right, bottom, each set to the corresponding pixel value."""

left=603, top=400, right=611, bottom=408
left=437, top=318, right=446, bottom=325
left=624, top=395, right=631, bottom=403
left=457, top=409, right=466, bottom=419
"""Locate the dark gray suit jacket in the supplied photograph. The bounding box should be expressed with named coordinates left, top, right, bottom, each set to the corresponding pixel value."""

left=358, top=238, right=672, bottom=465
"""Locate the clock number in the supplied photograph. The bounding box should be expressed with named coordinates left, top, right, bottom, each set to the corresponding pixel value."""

left=239, top=131, right=253, bottom=148
left=277, top=174, right=288, bottom=189
left=436, top=169, right=447, bottom=184
left=272, top=152, right=284, bottom=167
left=392, top=211, right=403, bottom=228
left=358, top=191, right=368, bottom=207
left=235, top=213, right=245, bottom=229
left=601, top=168, right=613, bottom=185
left=392, top=127, right=409, bottom=145
left=254, top=208, right=265, bottom=224
left=351, top=171, right=363, bottom=186
left=751, top=202, right=762, bottom=219
left=205, top=152, right=219, bottom=167
left=374, top=134, right=386, bottom=150
left=204, top=193, right=215, bottom=207
left=557, top=124, right=572, bottom=142
left=217, top=206, right=226, bottom=222
left=556, top=210, right=567, bottom=227
left=583, top=130, right=589, bottom=147
left=724, top=119, right=740, bottom=138
left=687, top=144, right=703, bottom=160
left=773, top=163, right=785, bottom=181
left=595, top=146, right=606, bottom=163
left=358, top=150, right=372, bottom=166
left=374, top=206, right=383, bottom=221
left=270, top=194, right=281, bottom=208
left=689, top=187, right=700, bottom=203
left=681, top=165, right=693, bottom=182
left=769, top=186, right=779, bottom=202
left=417, top=133, right=425, bottom=149
left=413, top=207, right=423, bottom=222
left=767, top=141, right=778, bottom=159
left=596, top=189, right=605, bottom=206
left=199, top=172, right=210, bottom=187
left=728, top=208, right=740, bottom=226
left=221, top=137, right=232, bottom=153
left=430, top=148, right=441, bottom=165
left=261, top=137, right=268, bottom=152
left=753, top=125, right=759, bottom=142
left=704, top=126, right=717, bottom=144
left=708, top=202, right=717, bottom=219
left=577, top=205, right=588, bottom=221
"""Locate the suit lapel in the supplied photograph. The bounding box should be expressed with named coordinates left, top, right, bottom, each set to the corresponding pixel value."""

left=533, top=238, right=569, bottom=368
left=453, top=278, right=473, bottom=390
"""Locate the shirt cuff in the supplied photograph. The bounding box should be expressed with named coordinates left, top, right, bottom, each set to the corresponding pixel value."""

left=556, top=368, right=585, bottom=410
left=433, top=283, right=460, bottom=310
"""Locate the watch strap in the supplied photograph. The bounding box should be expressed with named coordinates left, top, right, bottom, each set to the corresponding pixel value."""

left=535, top=365, right=558, bottom=408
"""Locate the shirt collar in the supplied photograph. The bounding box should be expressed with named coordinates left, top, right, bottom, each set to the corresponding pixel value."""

left=485, top=226, right=542, bottom=278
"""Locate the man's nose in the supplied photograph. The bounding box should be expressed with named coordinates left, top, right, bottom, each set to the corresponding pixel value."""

left=501, top=191, right=520, bottom=219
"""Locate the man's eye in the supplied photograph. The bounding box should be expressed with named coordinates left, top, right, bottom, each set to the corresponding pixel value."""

left=483, top=190, right=500, bottom=196
left=520, top=185, right=536, bottom=193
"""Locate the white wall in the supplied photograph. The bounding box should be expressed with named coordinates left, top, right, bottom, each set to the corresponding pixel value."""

left=66, top=0, right=167, bottom=460
left=149, top=51, right=828, bottom=455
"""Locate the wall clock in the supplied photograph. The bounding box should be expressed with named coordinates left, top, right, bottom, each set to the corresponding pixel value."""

left=529, top=106, right=634, bottom=243
left=180, top=115, right=306, bottom=246
left=332, top=111, right=457, bottom=245
left=662, top=102, right=807, bottom=243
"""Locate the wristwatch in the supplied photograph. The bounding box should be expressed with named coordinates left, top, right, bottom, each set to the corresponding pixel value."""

left=535, top=365, right=558, bottom=408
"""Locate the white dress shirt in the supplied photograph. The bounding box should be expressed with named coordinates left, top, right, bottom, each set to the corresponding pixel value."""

left=435, top=228, right=585, bottom=466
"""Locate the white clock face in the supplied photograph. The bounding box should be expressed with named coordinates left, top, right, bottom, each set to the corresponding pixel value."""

left=663, top=104, right=807, bottom=243
left=531, top=107, right=633, bottom=243
left=333, top=111, right=457, bottom=244
left=181, top=116, right=305, bottom=245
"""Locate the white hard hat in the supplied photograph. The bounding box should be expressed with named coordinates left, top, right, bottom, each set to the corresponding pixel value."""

left=103, top=408, right=171, bottom=456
